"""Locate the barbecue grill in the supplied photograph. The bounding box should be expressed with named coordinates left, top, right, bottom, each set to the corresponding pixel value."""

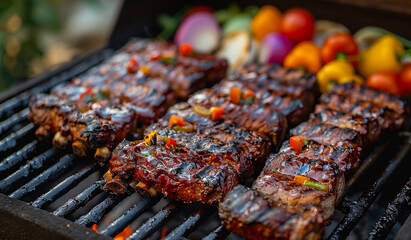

left=1, top=1, right=411, bottom=239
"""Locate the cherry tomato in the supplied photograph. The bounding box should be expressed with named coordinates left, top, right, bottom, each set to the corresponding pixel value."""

left=400, top=64, right=411, bottom=94
left=280, top=8, right=314, bottom=43
left=366, top=72, right=403, bottom=95
left=184, top=5, right=214, bottom=19
left=321, top=33, right=359, bottom=65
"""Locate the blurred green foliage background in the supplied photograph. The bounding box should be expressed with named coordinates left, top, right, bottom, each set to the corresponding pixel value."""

left=0, top=0, right=121, bottom=93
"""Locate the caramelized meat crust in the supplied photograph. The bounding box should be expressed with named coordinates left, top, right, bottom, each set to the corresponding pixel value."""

left=28, top=39, right=227, bottom=160
left=219, top=185, right=324, bottom=240
left=188, top=89, right=288, bottom=146
left=108, top=140, right=239, bottom=205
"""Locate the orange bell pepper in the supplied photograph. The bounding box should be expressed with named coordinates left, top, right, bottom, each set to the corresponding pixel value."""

left=283, top=41, right=322, bottom=73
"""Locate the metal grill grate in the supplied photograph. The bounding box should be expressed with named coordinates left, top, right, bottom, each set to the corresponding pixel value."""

left=0, top=48, right=410, bottom=240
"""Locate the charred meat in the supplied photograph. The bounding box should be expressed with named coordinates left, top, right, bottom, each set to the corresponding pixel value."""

left=219, top=185, right=325, bottom=240
left=28, top=39, right=227, bottom=160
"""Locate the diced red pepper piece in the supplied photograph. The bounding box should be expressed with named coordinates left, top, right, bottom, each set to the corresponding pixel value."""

left=210, top=107, right=223, bottom=121
left=79, top=88, right=93, bottom=102
left=179, top=43, right=194, bottom=57
left=169, top=115, right=185, bottom=127
left=243, top=90, right=255, bottom=99
left=127, top=57, right=139, bottom=73
left=150, top=52, right=160, bottom=61
left=290, top=136, right=306, bottom=151
left=165, top=138, right=177, bottom=149
left=229, top=87, right=242, bottom=104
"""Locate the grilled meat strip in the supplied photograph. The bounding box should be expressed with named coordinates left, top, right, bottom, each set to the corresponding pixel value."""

left=188, top=89, right=288, bottom=146
left=259, top=153, right=344, bottom=202
left=290, top=122, right=363, bottom=153
left=280, top=141, right=360, bottom=176
left=143, top=125, right=265, bottom=180
left=253, top=173, right=336, bottom=223
left=108, top=140, right=239, bottom=205
left=209, top=80, right=312, bottom=126
left=328, top=82, right=409, bottom=116
left=318, top=93, right=404, bottom=131
left=233, top=63, right=318, bottom=93
left=123, top=39, right=228, bottom=99
left=147, top=122, right=270, bottom=170
left=28, top=39, right=227, bottom=160
left=310, top=108, right=381, bottom=147
left=219, top=185, right=325, bottom=240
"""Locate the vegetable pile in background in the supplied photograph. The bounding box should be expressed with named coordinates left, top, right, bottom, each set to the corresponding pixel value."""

left=158, top=4, right=411, bottom=96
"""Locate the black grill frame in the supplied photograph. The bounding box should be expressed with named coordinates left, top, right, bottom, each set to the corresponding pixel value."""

left=1, top=1, right=411, bottom=240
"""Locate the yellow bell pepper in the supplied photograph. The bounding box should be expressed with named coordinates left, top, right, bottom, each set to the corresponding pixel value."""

left=283, top=41, right=322, bottom=73
left=317, top=59, right=364, bottom=93
left=358, top=35, right=404, bottom=77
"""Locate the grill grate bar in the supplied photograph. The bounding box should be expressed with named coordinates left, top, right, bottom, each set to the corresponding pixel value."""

left=368, top=176, right=411, bottom=239
left=32, top=164, right=98, bottom=209
left=0, top=123, right=35, bottom=155
left=75, top=194, right=128, bottom=227
left=336, top=199, right=354, bottom=215
left=53, top=180, right=104, bottom=217
left=126, top=202, right=183, bottom=240
left=327, top=133, right=411, bottom=240
left=345, top=136, right=394, bottom=194
left=202, top=225, right=230, bottom=240
left=163, top=205, right=215, bottom=240
left=0, top=140, right=41, bottom=175
left=100, top=195, right=162, bottom=237
left=0, top=108, right=29, bottom=137
left=0, top=49, right=110, bottom=121
left=0, top=147, right=61, bottom=194
left=9, top=154, right=76, bottom=200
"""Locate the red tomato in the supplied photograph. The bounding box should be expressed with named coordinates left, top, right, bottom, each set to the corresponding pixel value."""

left=184, top=5, right=214, bottom=19
left=280, top=8, right=314, bottom=43
left=400, top=64, right=411, bottom=94
left=366, top=72, right=403, bottom=95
